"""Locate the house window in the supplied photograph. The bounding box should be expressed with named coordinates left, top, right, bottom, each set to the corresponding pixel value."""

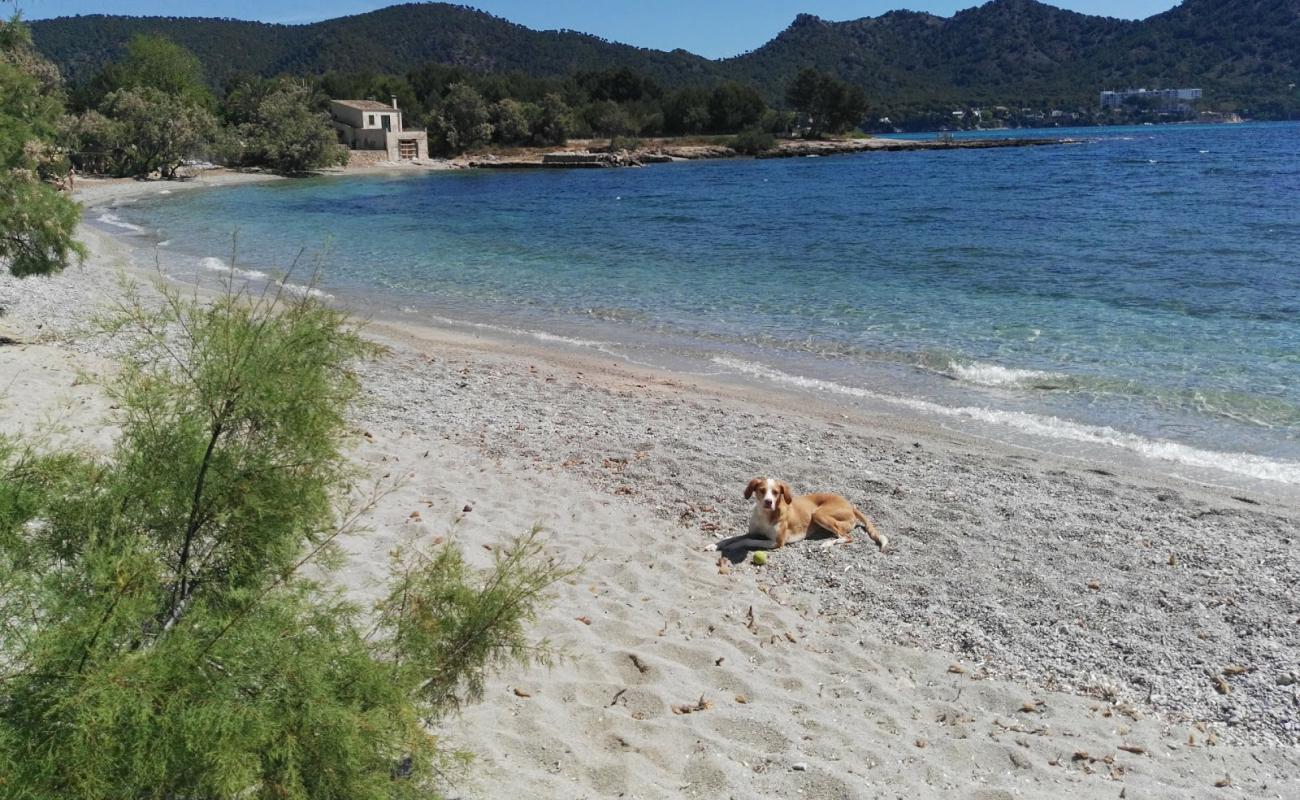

left=368, top=114, right=375, bottom=126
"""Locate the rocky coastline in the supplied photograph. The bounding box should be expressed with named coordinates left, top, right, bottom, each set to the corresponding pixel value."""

left=463, top=134, right=1067, bottom=169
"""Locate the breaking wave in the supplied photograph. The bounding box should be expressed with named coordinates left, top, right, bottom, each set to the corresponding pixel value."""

left=713, top=356, right=1300, bottom=485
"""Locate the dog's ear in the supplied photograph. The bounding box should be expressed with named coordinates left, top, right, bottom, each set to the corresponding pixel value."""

left=744, top=478, right=763, bottom=499
left=779, top=482, right=794, bottom=505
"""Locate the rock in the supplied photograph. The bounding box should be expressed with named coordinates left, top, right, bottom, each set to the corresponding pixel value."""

left=791, top=762, right=808, bottom=772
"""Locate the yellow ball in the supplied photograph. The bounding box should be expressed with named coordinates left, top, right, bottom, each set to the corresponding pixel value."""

left=752, top=551, right=768, bottom=566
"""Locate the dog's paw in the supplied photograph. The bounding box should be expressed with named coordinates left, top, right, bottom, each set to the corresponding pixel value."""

left=703, top=543, right=717, bottom=552
left=819, top=538, right=837, bottom=549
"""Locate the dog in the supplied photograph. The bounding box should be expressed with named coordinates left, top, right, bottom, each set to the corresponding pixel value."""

left=705, top=477, right=887, bottom=553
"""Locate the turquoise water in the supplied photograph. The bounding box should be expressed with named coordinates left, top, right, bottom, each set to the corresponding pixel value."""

left=98, top=123, right=1300, bottom=486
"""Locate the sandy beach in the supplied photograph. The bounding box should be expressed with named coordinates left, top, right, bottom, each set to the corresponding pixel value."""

left=1, top=178, right=1297, bottom=798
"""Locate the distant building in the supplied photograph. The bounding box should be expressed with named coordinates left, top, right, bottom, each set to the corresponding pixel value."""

left=1100, top=88, right=1202, bottom=113
left=329, top=97, right=428, bottom=161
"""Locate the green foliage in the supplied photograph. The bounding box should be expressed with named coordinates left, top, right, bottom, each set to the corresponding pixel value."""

left=728, top=128, right=776, bottom=155
left=95, top=86, right=218, bottom=178
left=0, top=15, right=84, bottom=277
left=84, top=33, right=215, bottom=111
left=59, top=109, right=118, bottom=175
left=662, top=87, right=710, bottom=135
left=31, top=1, right=1298, bottom=127
left=429, top=82, right=493, bottom=155
left=785, top=68, right=869, bottom=138
left=531, top=92, right=571, bottom=146
left=488, top=98, right=531, bottom=146
left=0, top=284, right=570, bottom=798
left=225, top=77, right=347, bottom=173
left=62, top=36, right=220, bottom=178
left=707, top=82, right=766, bottom=133
left=577, top=66, right=661, bottom=103
left=584, top=99, right=630, bottom=138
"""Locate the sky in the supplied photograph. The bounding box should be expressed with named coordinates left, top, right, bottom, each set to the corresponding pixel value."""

left=17, top=0, right=1182, bottom=59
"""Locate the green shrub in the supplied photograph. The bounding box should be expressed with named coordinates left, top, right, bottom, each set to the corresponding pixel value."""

left=0, top=282, right=569, bottom=798
left=729, top=129, right=776, bottom=155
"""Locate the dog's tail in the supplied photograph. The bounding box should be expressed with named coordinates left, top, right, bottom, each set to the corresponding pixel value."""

left=852, top=507, right=888, bottom=552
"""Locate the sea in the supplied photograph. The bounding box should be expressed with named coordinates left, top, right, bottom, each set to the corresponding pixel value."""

left=92, top=122, right=1300, bottom=491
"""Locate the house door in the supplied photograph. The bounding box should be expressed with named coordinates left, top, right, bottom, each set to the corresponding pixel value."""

left=398, top=140, right=417, bottom=160
left=382, top=115, right=391, bottom=132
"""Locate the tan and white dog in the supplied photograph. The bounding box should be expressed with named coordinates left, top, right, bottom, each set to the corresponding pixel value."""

left=705, top=477, right=887, bottom=553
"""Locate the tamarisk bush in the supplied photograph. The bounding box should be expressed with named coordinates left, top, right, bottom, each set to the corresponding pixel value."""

left=0, top=284, right=568, bottom=799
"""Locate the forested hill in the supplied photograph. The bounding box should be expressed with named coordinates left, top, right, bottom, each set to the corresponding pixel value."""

left=29, top=4, right=717, bottom=88
left=30, top=0, right=1300, bottom=116
left=723, top=0, right=1299, bottom=116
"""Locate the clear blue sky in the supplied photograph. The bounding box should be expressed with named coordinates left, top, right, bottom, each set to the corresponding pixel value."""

left=17, top=1, right=1181, bottom=58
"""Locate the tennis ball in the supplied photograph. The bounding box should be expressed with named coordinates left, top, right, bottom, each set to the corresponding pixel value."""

left=752, top=551, right=768, bottom=566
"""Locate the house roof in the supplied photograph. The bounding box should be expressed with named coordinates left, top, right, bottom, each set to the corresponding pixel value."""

left=333, top=100, right=397, bottom=112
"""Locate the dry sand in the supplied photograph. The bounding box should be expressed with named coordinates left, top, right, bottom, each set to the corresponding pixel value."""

left=0, top=182, right=1296, bottom=799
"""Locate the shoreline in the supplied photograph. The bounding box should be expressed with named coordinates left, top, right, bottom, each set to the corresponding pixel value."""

left=74, top=169, right=1300, bottom=503
left=462, top=134, right=1068, bottom=169
left=5, top=178, right=1295, bottom=795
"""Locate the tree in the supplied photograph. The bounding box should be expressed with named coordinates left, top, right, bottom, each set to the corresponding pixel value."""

left=226, top=78, right=347, bottom=173
left=428, top=82, right=492, bottom=155
left=578, top=67, right=660, bottom=103
left=0, top=15, right=83, bottom=277
left=785, top=68, right=869, bottom=137
left=663, top=87, right=710, bottom=135
left=88, top=33, right=215, bottom=110
left=0, top=284, right=568, bottom=797
left=584, top=99, right=630, bottom=138
left=489, top=98, right=531, bottom=146
left=59, top=108, right=121, bottom=176
left=707, top=83, right=767, bottom=133
left=531, top=92, right=571, bottom=146
left=98, top=86, right=218, bottom=177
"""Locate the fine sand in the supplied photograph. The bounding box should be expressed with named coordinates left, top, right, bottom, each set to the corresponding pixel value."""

left=0, top=180, right=1297, bottom=799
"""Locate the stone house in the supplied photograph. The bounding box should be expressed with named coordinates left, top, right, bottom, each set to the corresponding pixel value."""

left=329, top=97, right=428, bottom=161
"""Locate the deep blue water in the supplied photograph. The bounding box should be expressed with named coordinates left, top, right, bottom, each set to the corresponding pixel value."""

left=99, top=123, right=1300, bottom=486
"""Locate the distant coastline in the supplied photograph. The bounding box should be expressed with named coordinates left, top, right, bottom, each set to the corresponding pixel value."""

left=458, top=134, right=1068, bottom=170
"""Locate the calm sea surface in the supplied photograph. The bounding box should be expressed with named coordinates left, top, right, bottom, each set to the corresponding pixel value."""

left=99, top=123, right=1300, bottom=487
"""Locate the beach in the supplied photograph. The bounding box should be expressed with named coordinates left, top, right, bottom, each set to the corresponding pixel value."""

left=1, top=177, right=1297, bottom=798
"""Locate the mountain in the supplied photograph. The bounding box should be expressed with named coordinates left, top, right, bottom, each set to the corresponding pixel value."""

left=725, top=0, right=1298, bottom=115
left=28, top=4, right=717, bottom=88
left=29, top=0, right=1300, bottom=115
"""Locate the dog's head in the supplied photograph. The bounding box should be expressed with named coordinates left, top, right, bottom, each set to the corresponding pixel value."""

left=744, top=477, right=793, bottom=512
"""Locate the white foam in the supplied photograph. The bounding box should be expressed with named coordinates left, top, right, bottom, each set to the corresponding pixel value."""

left=713, top=356, right=1300, bottom=485
left=199, top=256, right=268, bottom=281
left=426, top=314, right=608, bottom=350
left=277, top=281, right=334, bottom=300
left=96, top=212, right=145, bottom=233
left=946, top=360, right=1063, bottom=388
